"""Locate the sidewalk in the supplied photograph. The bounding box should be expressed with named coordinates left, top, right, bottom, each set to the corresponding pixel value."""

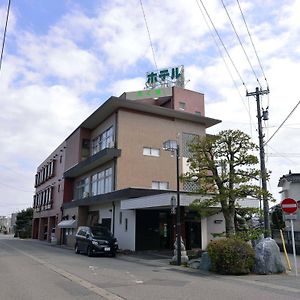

left=117, top=250, right=300, bottom=294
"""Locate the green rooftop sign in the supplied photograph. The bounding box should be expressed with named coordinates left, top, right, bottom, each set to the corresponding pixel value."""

left=145, top=65, right=185, bottom=89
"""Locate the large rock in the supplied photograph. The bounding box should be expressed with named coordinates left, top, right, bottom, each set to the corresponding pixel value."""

left=253, top=237, right=286, bottom=274
left=187, top=259, right=201, bottom=269
left=199, top=252, right=211, bottom=272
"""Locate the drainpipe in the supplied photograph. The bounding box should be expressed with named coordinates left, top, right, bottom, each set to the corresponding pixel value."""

left=112, top=201, right=115, bottom=235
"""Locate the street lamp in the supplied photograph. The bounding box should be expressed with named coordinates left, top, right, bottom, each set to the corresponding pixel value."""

left=163, top=139, right=181, bottom=265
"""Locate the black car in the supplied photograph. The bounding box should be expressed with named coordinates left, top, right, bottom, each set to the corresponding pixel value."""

left=75, top=226, right=118, bottom=257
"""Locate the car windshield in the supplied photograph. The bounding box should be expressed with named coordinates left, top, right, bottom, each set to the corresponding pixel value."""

left=90, top=227, right=112, bottom=238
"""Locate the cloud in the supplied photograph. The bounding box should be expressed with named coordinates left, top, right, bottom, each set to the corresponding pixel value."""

left=1, top=0, right=300, bottom=216
left=108, top=77, right=146, bottom=96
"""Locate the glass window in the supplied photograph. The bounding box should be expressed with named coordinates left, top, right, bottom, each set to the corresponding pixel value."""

left=104, top=168, right=112, bottom=193
left=90, top=167, right=113, bottom=196
left=75, top=177, right=90, bottom=199
left=100, top=126, right=114, bottom=150
left=143, top=147, right=160, bottom=157
left=92, top=137, right=99, bottom=155
left=152, top=181, right=169, bottom=190
left=91, top=174, right=98, bottom=196
left=92, top=127, right=114, bottom=155
left=179, top=102, right=186, bottom=110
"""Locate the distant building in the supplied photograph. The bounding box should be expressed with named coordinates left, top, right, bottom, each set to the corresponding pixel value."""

left=0, top=216, right=10, bottom=233
left=278, top=171, right=300, bottom=230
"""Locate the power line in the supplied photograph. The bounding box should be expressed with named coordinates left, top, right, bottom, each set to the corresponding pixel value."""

left=267, top=153, right=300, bottom=158
left=266, top=145, right=298, bottom=165
left=0, top=0, right=11, bottom=73
left=221, top=0, right=262, bottom=89
left=196, top=0, right=247, bottom=91
left=195, top=0, right=253, bottom=135
left=0, top=181, right=34, bottom=193
left=139, top=0, right=158, bottom=71
left=236, top=0, right=269, bottom=89
left=265, top=100, right=300, bottom=145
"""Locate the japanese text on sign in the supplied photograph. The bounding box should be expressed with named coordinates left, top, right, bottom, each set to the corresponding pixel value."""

left=145, top=65, right=185, bottom=89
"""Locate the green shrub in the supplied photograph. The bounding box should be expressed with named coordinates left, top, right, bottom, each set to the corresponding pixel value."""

left=207, top=238, right=255, bottom=275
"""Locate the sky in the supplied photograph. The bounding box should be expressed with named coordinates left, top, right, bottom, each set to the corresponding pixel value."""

left=0, top=0, right=299, bottom=217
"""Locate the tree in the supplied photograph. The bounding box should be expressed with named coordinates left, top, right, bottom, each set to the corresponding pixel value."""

left=15, top=207, right=33, bottom=238
left=183, top=129, right=272, bottom=237
left=271, top=205, right=285, bottom=230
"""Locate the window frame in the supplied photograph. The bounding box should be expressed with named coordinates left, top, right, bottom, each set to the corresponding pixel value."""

left=143, top=147, right=160, bottom=157
left=152, top=181, right=169, bottom=190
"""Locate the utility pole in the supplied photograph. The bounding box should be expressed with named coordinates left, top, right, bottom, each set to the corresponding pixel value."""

left=246, top=87, right=271, bottom=237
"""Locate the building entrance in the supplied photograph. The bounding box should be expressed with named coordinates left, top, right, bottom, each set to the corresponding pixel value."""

left=136, top=209, right=172, bottom=251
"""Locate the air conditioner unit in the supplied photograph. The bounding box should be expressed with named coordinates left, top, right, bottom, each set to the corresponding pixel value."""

left=83, top=191, right=90, bottom=198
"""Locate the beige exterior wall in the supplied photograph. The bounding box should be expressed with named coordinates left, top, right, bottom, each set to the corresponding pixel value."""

left=116, top=109, right=206, bottom=190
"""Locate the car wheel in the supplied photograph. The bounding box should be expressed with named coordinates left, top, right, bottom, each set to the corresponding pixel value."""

left=75, top=244, right=80, bottom=254
left=87, top=246, right=93, bottom=257
left=111, top=252, right=116, bottom=258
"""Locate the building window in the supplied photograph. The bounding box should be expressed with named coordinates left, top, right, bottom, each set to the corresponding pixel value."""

left=60, top=155, right=62, bottom=163
left=92, top=126, right=114, bottom=155
left=195, top=111, right=201, bottom=116
left=143, top=147, right=160, bottom=157
left=152, top=181, right=169, bottom=190
left=119, top=212, right=122, bottom=224
left=179, top=102, right=186, bottom=110
left=75, top=177, right=90, bottom=199
left=125, top=218, right=128, bottom=231
left=91, top=167, right=113, bottom=196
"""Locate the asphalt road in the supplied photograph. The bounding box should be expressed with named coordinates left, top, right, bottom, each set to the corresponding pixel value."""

left=0, top=235, right=299, bottom=300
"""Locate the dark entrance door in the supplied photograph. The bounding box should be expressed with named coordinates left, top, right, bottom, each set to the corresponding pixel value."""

left=101, top=218, right=111, bottom=229
left=136, top=210, right=172, bottom=251
left=185, top=221, right=201, bottom=250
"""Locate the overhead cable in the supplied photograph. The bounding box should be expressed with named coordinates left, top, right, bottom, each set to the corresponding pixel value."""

left=0, top=181, right=34, bottom=193
left=236, top=0, right=269, bottom=88
left=139, top=0, right=158, bottom=71
left=195, top=0, right=253, bottom=134
left=197, top=0, right=247, bottom=91
left=0, top=0, right=11, bottom=73
left=221, top=0, right=262, bottom=89
left=265, top=100, right=300, bottom=145
left=266, top=145, right=298, bottom=165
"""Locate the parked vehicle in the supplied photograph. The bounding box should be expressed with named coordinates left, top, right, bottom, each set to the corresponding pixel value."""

left=75, top=225, right=118, bottom=257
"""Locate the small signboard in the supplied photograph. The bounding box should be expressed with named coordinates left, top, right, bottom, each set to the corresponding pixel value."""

left=283, top=214, right=297, bottom=220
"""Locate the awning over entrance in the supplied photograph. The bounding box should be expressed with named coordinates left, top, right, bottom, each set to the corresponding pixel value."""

left=57, top=219, right=77, bottom=228
left=120, top=193, right=206, bottom=210
left=120, top=193, right=260, bottom=210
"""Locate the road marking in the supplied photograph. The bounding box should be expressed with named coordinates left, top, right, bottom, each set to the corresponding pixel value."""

left=4, top=242, right=125, bottom=300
